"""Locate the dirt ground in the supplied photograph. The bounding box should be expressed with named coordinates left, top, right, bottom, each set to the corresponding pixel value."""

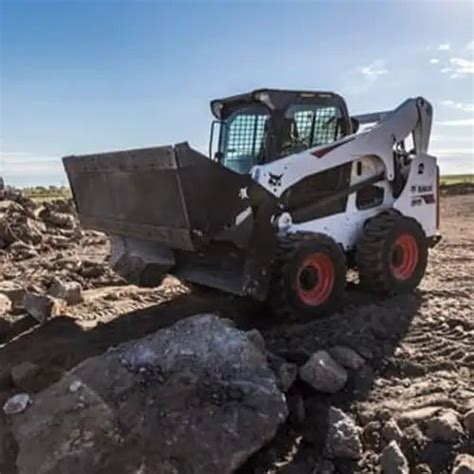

left=0, top=191, right=473, bottom=473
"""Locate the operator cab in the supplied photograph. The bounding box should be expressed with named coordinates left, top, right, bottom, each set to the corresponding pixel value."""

left=210, top=89, right=352, bottom=173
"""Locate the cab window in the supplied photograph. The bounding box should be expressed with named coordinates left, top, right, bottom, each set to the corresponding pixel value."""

left=220, top=105, right=269, bottom=174
left=280, top=105, right=343, bottom=157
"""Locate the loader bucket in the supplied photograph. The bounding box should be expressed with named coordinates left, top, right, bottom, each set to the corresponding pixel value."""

left=63, top=143, right=252, bottom=251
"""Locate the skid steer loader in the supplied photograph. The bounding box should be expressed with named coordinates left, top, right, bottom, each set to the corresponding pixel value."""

left=63, top=89, right=440, bottom=318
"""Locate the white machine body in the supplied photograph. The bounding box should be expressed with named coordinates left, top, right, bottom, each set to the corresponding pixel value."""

left=251, top=97, right=439, bottom=250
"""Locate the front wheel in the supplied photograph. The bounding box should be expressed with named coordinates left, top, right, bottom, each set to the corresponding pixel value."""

left=356, top=212, right=428, bottom=295
left=269, top=233, right=346, bottom=319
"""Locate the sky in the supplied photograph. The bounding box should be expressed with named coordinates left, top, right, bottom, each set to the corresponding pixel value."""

left=1, top=0, right=473, bottom=187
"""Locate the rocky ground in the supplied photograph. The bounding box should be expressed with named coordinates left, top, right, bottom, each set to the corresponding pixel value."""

left=0, top=185, right=473, bottom=473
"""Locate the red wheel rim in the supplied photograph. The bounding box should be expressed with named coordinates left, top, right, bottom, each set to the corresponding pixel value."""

left=390, top=233, right=419, bottom=280
left=296, top=253, right=335, bottom=306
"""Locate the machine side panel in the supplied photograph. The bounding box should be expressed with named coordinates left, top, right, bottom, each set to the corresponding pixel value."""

left=393, top=154, right=438, bottom=237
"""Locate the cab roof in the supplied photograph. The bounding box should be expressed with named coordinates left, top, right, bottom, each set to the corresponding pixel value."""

left=210, top=88, right=346, bottom=120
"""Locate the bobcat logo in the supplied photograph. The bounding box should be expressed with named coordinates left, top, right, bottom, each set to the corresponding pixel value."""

left=268, top=172, right=283, bottom=187
left=239, top=187, right=249, bottom=200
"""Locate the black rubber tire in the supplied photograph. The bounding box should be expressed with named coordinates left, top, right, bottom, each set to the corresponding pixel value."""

left=269, top=232, right=346, bottom=320
left=356, top=211, right=428, bottom=295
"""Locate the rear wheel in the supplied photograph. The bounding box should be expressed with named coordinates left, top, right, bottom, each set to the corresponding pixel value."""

left=356, top=211, right=428, bottom=294
left=269, top=233, right=346, bottom=319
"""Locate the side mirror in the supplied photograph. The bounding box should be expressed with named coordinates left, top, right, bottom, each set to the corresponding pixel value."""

left=209, top=120, right=225, bottom=160
left=214, top=151, right=224, bottom=162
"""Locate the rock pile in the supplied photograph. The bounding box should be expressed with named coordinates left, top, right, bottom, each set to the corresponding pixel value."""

left=0, top=187, right=121, bottom=318
left=0, top=188, right=80, bottom=254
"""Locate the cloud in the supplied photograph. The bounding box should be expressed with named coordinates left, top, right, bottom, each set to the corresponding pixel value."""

left=450, top=57, right=474, bottom=74
left=440, top=100, right=474, bottom=113
left=440, top=57, right=474, bottom=78
left=438, top=43, right=451, bottom=51
left=466, top=40, right=474, bottom=51
left=430, top=58, right=440, bottom=64
left=357, top=60, right=388, bottom=82
left=437, top=118, right=474, bottom=126
left=341, top=60, right=389, bottom=96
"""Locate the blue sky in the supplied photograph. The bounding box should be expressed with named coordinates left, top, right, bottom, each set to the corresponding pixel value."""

left=1, top=0, right=473, bottom=187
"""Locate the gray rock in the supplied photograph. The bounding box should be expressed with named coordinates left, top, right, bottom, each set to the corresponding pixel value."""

left=11, top=314, right=288, bottom=474
left=0, top=293, right=12, bottom=314
left=9, top=241, right=38, bottom=259
left=382, top=419, right=404, bottom=443
left=246, top=329, right=266, bottom=353
left=413, top=464, right=432, bottom=474
left=299, top=351, right=347, bottom=393
left=47, top=235, right=70, bottom=249
left=40, top=210, right=75, bottom=229
left=381, top=440, right=409, bottom=474
left=0, top=214, right=44, bottom=246
left=10, top=362, right=41, bottom=392
left=0, top=368, right=11, bottom=388
left=328, top=346, right=365, bottom=370
left=0, top=281, right=25, bottom=310
left=357, top=346, right=374, bottom=360
left=325, top=407, right=362, bottom=459
left=48, top=278, right=83, bottom=305
left=110, top=236, right=172, bottom=286
left=452, top=454, right=474, bottom=474
left=376, top=408, right=393, bottom=422
left=288, top=394, right=305, bottom=426
left=463, top=409, right=474, bottom=436
left=268, top=353, right=297, bottom=392
left=23, top=293, right=65, bottom=323
left=315, top=459, right=335, bottom=473
left=426, top=409, right=464, bottom=442
left=3, top=393, right=32, bottom=415
left=79, top=260, right=105, bottom=279
left=278, top=362, right=298, bottom=392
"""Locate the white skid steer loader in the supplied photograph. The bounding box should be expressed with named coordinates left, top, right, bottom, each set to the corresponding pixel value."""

left=64, top=89, right=440, bottom=319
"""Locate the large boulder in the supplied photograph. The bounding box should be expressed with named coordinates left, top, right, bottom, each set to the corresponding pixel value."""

left=11, top=314, right=288, bottom=474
